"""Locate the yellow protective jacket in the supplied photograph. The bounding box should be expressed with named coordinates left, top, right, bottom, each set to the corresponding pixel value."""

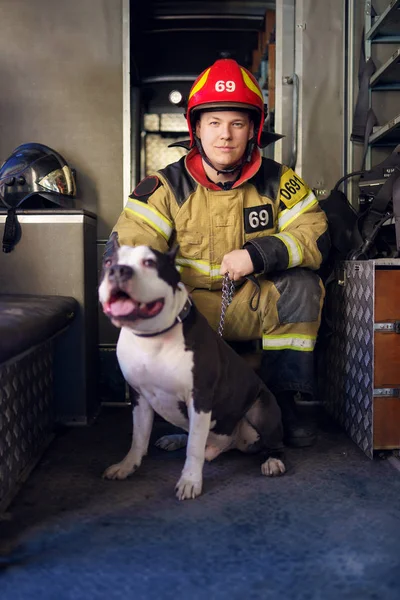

left=112, top=147, right=329, bottom=291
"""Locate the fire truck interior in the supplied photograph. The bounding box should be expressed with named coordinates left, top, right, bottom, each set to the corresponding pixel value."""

left=1, top=1, right=400, bottom=598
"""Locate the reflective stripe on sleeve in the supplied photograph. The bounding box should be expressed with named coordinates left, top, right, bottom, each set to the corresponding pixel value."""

left=277, top=191, right=318, bottom=231
left=262, top=334, right=316, bottom=351
left=125, top=199, right=173, bottom=241
left=273, top=232, right=303, bottom=268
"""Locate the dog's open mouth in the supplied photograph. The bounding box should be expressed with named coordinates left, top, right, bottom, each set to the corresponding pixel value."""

left=104, top=290, right=165, bottom=320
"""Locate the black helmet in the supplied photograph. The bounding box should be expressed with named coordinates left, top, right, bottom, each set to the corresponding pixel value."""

left=0, top=142, right=76, bottom=210
left=0, top=143, right=76, bottom=252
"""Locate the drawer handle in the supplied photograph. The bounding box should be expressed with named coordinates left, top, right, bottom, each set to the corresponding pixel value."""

left=374, top=321, right=400, bottom=333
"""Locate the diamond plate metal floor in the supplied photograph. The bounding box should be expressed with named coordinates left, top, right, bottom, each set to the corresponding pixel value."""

left=1, top=406, right=400, bottom=600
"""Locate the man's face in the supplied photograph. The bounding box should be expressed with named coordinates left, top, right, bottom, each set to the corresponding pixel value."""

left=195, top=110, right=254, bottom=171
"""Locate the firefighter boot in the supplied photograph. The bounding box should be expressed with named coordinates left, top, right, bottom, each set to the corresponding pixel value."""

left=275, top=391, right=317, bottom=448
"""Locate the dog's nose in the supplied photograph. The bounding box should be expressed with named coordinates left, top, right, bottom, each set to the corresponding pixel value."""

left=108, top=264, right=134, bottom=282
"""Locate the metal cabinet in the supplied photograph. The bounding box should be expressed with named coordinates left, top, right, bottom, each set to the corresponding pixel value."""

left=0, top=209, right=99, bottom=424
left=323, top=259, right=400, bottom=458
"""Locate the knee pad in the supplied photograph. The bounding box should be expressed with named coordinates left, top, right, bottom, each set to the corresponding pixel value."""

left=269, top=268, right=322, bottom=323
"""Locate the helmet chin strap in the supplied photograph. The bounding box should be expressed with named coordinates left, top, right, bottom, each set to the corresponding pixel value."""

left=194, top=136, right=256, bottom=176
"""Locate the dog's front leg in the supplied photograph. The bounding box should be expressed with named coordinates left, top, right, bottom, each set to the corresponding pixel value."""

left=103, top=396, right=154, bottom=480
left=175, top=402, right=211, bottom=500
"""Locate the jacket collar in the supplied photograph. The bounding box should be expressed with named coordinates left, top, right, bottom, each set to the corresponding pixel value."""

left=185, top=147, right=262, bottom=190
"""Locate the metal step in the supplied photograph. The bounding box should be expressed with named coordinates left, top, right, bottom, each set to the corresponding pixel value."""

left=370, top=112, right=400, bottom=145
left=370, top=47, right=400, bottom=89
left=366, top=0, right=400, bottom=41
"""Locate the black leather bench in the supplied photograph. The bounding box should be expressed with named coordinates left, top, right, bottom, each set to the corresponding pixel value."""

left=0, top=294, right=78, bottom=511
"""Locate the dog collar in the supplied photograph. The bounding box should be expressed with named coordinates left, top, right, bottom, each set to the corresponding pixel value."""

left=132, top=297, right=192, bottom=338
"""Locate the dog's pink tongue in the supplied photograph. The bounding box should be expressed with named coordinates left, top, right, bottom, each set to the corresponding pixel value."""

left=109, top=298, right=137, bottom=317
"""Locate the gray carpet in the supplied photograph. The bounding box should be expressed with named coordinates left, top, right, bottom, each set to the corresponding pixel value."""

left=1, top=406, right=400, bottom=600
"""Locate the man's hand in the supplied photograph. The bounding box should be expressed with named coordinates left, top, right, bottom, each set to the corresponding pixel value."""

left=220, top=249, right=254, bottom=281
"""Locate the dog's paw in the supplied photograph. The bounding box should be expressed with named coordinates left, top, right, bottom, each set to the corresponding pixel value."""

left=261, top=457, right=286, bottom=477
left=155, top=434, right=188, bottom=452
left=175, top=475, right=203, bottom=500
left=102, top=461, right=138, bottom=480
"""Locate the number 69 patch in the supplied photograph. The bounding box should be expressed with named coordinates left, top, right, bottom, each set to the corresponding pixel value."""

left=244, top=204, right=273, bottom=234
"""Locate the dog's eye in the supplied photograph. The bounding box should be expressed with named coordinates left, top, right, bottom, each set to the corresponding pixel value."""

left=143, top=258, right=156, bottom=268
left=104, top=258, right=112, bottom=268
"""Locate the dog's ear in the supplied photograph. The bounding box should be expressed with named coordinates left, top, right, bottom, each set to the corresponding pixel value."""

left=167, top=244, right=180, bottom=264
left=103, top=231, right=120, bottom=265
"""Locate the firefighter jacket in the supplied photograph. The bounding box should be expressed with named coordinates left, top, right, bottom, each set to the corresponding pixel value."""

left=112, top=147, right=330, bottom=291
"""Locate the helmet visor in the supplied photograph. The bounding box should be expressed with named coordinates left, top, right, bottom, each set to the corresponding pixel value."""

left=37, top=165, right=76, bottom=196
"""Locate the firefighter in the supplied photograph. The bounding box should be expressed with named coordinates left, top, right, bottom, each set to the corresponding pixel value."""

left=110, top=58, right=330, bottom=447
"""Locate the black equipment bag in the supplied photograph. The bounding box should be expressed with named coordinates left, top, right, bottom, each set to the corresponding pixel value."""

left=320, top=145, right=400, bottom=277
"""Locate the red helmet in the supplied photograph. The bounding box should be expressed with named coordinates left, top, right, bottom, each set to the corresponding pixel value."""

left=186, top=58, right=265, bottom=147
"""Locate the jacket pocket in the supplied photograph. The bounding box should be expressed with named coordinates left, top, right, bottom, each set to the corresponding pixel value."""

left=177, top=231, right=203, bottom=259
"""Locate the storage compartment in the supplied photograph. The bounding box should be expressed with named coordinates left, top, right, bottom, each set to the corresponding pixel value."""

left=373, top=396, right=400, bottom=449
left=323, top=259, right=400, bottom=457
left=0, top=293, right=78, bottom=510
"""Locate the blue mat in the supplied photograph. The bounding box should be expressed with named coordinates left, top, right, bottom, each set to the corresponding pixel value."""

left=1, top=407, right=400, bottom=600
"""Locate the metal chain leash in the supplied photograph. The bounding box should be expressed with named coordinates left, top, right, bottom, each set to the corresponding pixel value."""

left=218, top=273, right=235, bottom=337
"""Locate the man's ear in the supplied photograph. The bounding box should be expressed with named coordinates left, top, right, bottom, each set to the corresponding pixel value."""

left=167, top=244, right=180, bottom=263
left=103, top=231, right=120, bottom=265
left=195, top=119, right=201, bottom=139
left=248, top=120, right=255, bottom=140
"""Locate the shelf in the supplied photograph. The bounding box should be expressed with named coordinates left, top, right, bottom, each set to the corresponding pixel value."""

left=370, top=47, right=400, bottom=88
left=369, top=113, right=400, bottom=145
left=366, top=0, right=400, bottom=41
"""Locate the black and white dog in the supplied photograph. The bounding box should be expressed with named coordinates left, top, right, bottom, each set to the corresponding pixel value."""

left=99, top=234, right=285, bottom=500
